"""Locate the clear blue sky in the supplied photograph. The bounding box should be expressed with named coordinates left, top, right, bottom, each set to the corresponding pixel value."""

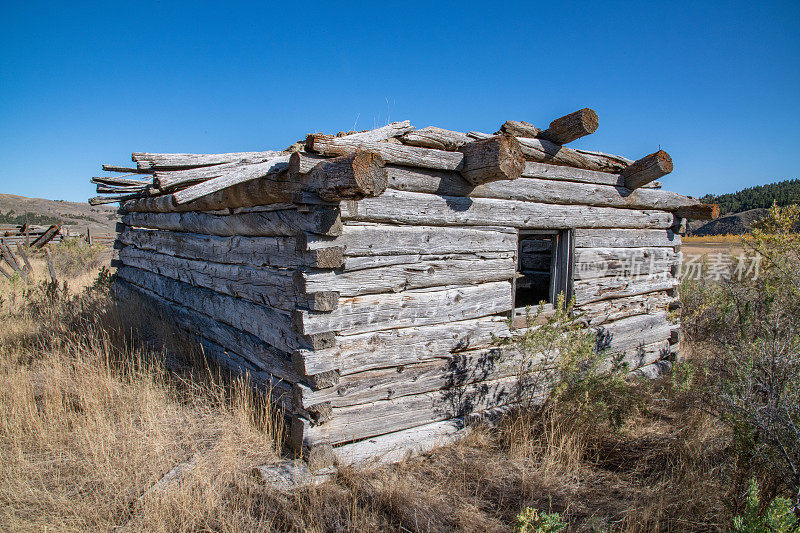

left=1, top=1, right=798, bottom=202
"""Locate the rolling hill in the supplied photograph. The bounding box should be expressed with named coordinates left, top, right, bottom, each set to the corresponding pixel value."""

left=0, top=194, right=119, bottom=233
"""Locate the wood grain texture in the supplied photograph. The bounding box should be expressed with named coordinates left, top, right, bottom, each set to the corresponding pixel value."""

left=621, top=150, right=674, bottom=189
left=574, top=228, right=681, bottom=249
left=400, top=126, right=472, bottom=150
left=116, top=266, right=329, bottom=352
left=116, top=227, right=340, bottom=268
left=385, top=164, right=707, bottom=214
left=539, top=108, right=599, bottom=145
left=122, top=206, right=342, bottom=237
left=499, top=120, right=541, bottom=138
left=307, top=134, right=465, bottom=171
left=132, top=151, right=285, bottom=170
left=574, top=271, right=678, bottom=304
left=293, top=281, right=512, bottom=337
left=173, top=157, right=291, bottom=204
left=457, top=134, right=524, bottom=185
left=341, top=189, right=676, bottom=230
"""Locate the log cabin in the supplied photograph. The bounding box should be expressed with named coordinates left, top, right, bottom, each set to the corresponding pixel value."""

left=92, top=110, right=719, bottom=469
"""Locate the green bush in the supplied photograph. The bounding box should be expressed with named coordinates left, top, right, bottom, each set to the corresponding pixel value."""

left=731, top=479, right=799, bottom=533
left=515, top=507, right=567, bottom=533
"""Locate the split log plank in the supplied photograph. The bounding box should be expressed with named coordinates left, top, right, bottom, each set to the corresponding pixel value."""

left=132, top=151, right=285, bottom=170
left=577, top=291, right=675, bottom=325
left=294, top=281, right=512, bottom=337
left=173, top=157, right=291, bottom=205
left=118, top=247, right=337, bottom=311
left=574, top=228, right=680, bottom=249
left=92, top=176, right=154, bottom=187
left=385, top=165, right=712, bottom=217
left=574, top=247, right=679, bottom=280
left=303, top=224, right=516, bottom=257
left=338, top=121, right=414, bottom=142
left=122, top=207, right=342, bottom=237
left=116, top=266, right=330, bottom=352
left=113, top=279, right=302, bottom=384
left=117, top=227, right=343, bottom=269
left=341, top=189, right=676, bottom=230
left=307, top=135, right=465, bottom=172
left=299, top=255, right=515, bottom=297
left=400, top=126, right=472, bottom=150
left=574, top=272, right=677, bottom=304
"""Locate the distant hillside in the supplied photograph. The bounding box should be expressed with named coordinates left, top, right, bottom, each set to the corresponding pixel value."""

left=0, top=194, right=118, bottom=233
left=699, top=178, right=800, bottom=215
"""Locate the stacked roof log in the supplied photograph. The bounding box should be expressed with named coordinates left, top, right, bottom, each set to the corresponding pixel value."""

left=94, top=109, right=718, bottom=468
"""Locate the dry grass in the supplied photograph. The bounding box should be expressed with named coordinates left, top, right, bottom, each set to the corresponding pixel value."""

left=0, top=249, right=737, bottom=532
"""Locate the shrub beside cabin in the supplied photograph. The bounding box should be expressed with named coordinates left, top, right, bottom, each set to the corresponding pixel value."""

left=91, top=111, right=719, bottom=468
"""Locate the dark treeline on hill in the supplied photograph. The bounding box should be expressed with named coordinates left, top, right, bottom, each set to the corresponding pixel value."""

left=0, top=210, right=63, bottom=226
left=700, top=178, right=800, bottom=215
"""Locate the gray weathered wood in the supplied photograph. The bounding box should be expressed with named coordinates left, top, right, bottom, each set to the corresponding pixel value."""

left=118, top=246, right=337, bottom=311
left=132, top=151, right=285, bottom=170
left=341, top=189, right=676, bottom=230
left=116, top=266, right=330, bottom=352
left=122, top=206, right=342, bottom=237
left=515, top=136, right=632, bottom=173
left=499, top=120, right=541, bottom=138
left=294, top=315, right=511, bottom=377
left=114, top=279, right=302, bottom=384
left=44, top=248, right=57, bottom=283
left=117, top=227, right=342, bottom=269
left=173, top=157, right=291, bottom=204
left=15, top=244, right=32, bottom=273
left=307, top=135, right=465, bottom=172
left=338, top=121, right=414, bottom=142
left=385, top=165, right=710, bottom=215
left=539, top=108, right=599, bottom=145
left=577, top=292, right=675, bottom=325
left=89, top=194, right=145, bottom=205
left=621, top=150, right=674, bottom=189
left=574, top=228, right=680, bottom=249
left=301, top=375, right=533, bottom=446
left=302, top=223, right=516, bottom=257
left=154, top=162, right=246, bottom=190
left=400, top=126, right=472, bottom=151
left=298, top=255, right=515, bottom=297
left=458, top=134, right=524, bottom=185
left=574, top=247, right=679, bottom=280
left=574, top=271, right=677, bottom=304
left=102, top=164, right=154, bottom=174
left=294, top=281, right=512, bottom=337
left=92, top=176, right=154, bottom=187
left=31, top=225, right=61, bottom=249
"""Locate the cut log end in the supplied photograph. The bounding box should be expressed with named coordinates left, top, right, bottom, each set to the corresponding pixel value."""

left=458, top=134, right=524, bottom=185
left=540, top=108, right=599, bottom=145
left=621, top=150, right=674, bottom=190
left=306, top=151, right=388, bottom=201
left=673, top=203, right=720, bottom=220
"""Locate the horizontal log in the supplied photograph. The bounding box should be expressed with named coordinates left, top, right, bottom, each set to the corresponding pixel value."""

left=621, top=150, right=673, bottom=190
left=96, top=184, right=150, bottom=194
left=293, top=281, right=512, bottom=337
left=457, top=134, right=524, bottom=185
left=340, top=250, right=512, bottom=272
left=306, top=135, right=465, bottom=172
left=132, top=150, right=285, bottom=170
left=118, top=247, right=337, bottom=311
left=102, top=164, right=154, bottom=174
left=288, top=152, right=329, bottom=176
left=499, top=120, right=541, bottom=138
left=173, top=157, right=291, bottom=205
left=595, top=311, right=672, bottom=354
left=89, top=194, right=145, bottom=205
left=339, top=121, right=414, bottom=142
left=293, top=316, right=511, bottom=377
left=116, top=266, right=331, bottom=352
left=539, top=108, right=599, bottom=145
left=333, top=417, right=468, bottom=466
left=574, top=271, right=678, bottom=304
left=117, top=227, right=342, bottom=269
left=113, top=279, right=302, bottom=384
left=92, top=176, right=154, bottom=187
left=341, top=189, right=676, bottom=230
left=302, top=223, right=516, bottom=257
left=301, top=375, right=536, bottom=446
left=400, top=126, right=472, bottom=151
left=574, top=247, right=679, bottom=280
left=577, top=291, right=675, bottom=325
left=154, top=162, right=246, bottom=190
left=574, top=228, right=680, bottom=249
left=122, top=206, right=342, bottom=237
left=298, top=255, right=515, bottom=297
left=385, top=164, right=708, bottom=215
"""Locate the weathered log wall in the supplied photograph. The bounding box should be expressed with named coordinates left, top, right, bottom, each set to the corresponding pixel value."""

left=106, top=116, right=688, bottom=467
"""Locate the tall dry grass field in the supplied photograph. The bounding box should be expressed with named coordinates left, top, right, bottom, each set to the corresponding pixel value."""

left=3, top=238, right=790, bottom=532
